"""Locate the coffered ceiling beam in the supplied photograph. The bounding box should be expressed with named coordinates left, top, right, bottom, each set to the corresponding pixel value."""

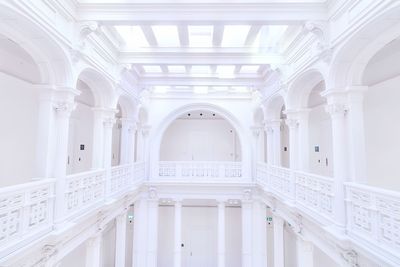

left=120, top=53, right=283, bottom=65
left=77, top=3, right=327, bottom=24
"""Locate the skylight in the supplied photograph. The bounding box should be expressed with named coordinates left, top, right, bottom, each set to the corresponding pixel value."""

left=114, top=26, right=149, bottom=47
left=221, top=25, right=251, bottom=47
left=168, top=65, right=186, bottom=73
left=188, top=26, right=213, bottom=47
left=152, top=25, right=180, bottom=47
left=240, top=65, right=260, bottom=73
left=254, top=25, right=289, bottom=49
left=142, top=65, right=163, bottom=73
left=153, top=86, right=169, bottom=93
left=191, top=65, right=211, bottom=74
left=216, top=65, right=236, bottom=78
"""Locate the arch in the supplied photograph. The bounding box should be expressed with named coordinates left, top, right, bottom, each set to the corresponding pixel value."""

left=264, top=93, right=286, bottom=120
left=0, top=3, right=73, bottom=86
left=286, top=69, right=325, bottom=110
left=329, top=2, right=400, bottom=88
left=75, top=67, right=116, bottom=108
left=115, top=92, right=138, bottom=120
left=149, top=103, right=252, bottom=177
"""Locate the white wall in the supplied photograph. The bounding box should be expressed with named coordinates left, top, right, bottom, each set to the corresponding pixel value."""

left=60, top=242, right=86, bottom=267
left=0, top=72, right=39, bottom=186
left=160, top=119, right=241, bottom=161
left=313, top=246, right=339, bottom=267
left=102, top=221, right=116, bottom=267
left=281, top=123, right=290, bottom=168
left=364, top=75, right=400, bottom=190
left=157, top=205, right=241, bottom=267
left=308, top=105, right=333, bottom=177
left=284, top=226, right=297, bottom=267
left=112, top=122, right=121, bottom=166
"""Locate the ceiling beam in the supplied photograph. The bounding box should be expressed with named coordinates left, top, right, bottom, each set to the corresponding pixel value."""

left=140, top=25, right=158, bottom=46
left=160, top=65, right=169, bottom=73
left=139, top=76, right=265, bottom=87
left=78, top=3, right=328, bottom=24
left=213, top=25, right=224, bottom=47
left=120, top=52, right=283, bottom=65
left=245, top=25, right=262, bottom=46
left=178, top=25, right=189, bottom=47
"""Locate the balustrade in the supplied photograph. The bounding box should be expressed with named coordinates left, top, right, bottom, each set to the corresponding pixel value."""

left=345, top=183, right=400, bottom=254
left=157, top=161, right=242, bottom=180
left=110, top=164, right=133, bottom=197
left=0, top=179, right=55, bottom=258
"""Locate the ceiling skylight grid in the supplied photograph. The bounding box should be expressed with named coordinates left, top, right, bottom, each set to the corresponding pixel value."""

left=221, top=25, right=251, bottom=47
left=115, top=26, right=149, bottom=47
left=142, top=65, right=163, bottom=73
left=151, top=25, right=180, bottom=47
left=188, top=25, right=213, bottom=47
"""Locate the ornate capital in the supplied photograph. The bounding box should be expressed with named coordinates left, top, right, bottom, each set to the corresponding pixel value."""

left=243, top=189, right=252, bottom=201
left=148, top=187, right=158, bottom=200
left=325, top=103, right=347, bottom=117
left=103, top=117, right=116, bottom=128
left=339, top=249, right=359, bottom=267
left=251, top=126, right=262, bottom=137
left=53, top=101, right=75, bottom=116
left=285, top=118, right=299, bottom=129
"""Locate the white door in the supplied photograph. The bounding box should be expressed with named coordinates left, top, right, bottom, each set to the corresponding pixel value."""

left=183, top=227, right=214, bottom=267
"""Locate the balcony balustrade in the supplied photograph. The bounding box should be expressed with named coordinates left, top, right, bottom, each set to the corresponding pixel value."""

left=157, top=161, right=243, bottom=181
left=0, top=162, right=145, bottom=258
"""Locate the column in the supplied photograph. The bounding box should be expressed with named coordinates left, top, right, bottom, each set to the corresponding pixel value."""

left=133, top=198, right=148, bottom=267
left=270, top=120, right=282, bottom=166
left=265, top=124, right=274, bottom=165
left=273, top=215, right=284, bottom=267
left=52, top=90, right=78, bottom=224
left=297, top=109, right=310, bottom=172
left=347, top=86, right=368, bottom=183
left=92, top=108, right=105, bottom=169
left=147, top=189, right=159, bottom=267
left=252, top=200, right=267, bottom=267
left=86, top=234, right=102, bottom=267
left=285, top=114, right=299, bottom=170
left=323, top=90, right=349, bottom=230
left=103, top=110, right=116, bottom=196
left=120, top=118, right=133, bottom=164
left=136, top=126, right=144, bottom=162
left=115, top=212, right=127, bottom=267
left=241, top=199, right=253, bottom=267
left=217, top=201, right=226, bottom=267
left=251, top=126, right=262, bottom=178
left=130, top=124, right=138, bottom=163
left=296, top=235, right=314, bottom=267
left=174, top=200, right=182, bottom=267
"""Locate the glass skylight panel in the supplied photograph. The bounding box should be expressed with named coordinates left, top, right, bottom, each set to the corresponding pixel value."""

left=188, top=26, right=213, bottom=47
left=142, top=65, right=163, bottom=73
left=255, top=25, right=289, bottom=48
left=212, top=86, right=229, bottom=92
left=240, top=65, right=260, bottom=73
left=153, top=86, right=169, bottom=93
left=191, top=65, right=211, bottom=74
left=193, top=86, right=209, bottom=94
left=152, top=25, right=180, bottom=47
left=216, top=65, right=236, bottom=78
left=231, top=86, right=249, bottom=93
left=168, top=65, right=186, bottom=73
left=114, top=26, right=149, bottom=47
left=221, top=25, right=251, bottom=47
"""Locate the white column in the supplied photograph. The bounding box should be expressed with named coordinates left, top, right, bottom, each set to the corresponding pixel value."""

left=241, top=200, right=253, bottom=267
left=285, top=115, right=299, bottom=170
left=174, top=200, right=182, bottom=267
left=217, top=201, right=226, bottom=267
left=133, top=198, right=148, bottom=267
left=92, top=108, right=106, bottom=169
left=270, top=120, right=282, bottom=166
left=297, top=109, right=310, bottom=172
left=265, top=125, right=274, bottom=165
left=296, top=236, right=314, bottom=267
left=115, top=212, right=127, bottom=267
left=273, top=215, right=284, bottom=267
left=52, top=92, right=77, bottom=224
left=251, top=126, right=262, bottom=178
left=103, top=110, right=116, bottom=196
left=347, top=86, right=367, bottom=183
left=324, top=93, right=348, bottom=230
left=147, top=193, right=159, bottom=267
left=120, top=118, right=132, bottom=164
left=252, top=200, right=267, bottom=267
left=86, top=234, right=102, bottom=267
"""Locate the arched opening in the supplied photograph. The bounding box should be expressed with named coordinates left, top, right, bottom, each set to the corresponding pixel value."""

left=67, top=79, right=95, bottom=174
left=0, top=33, right=43, bottom=186
left=287, top=71, right=333, bottom=176
left=160, top=110, right=242, bottom=162
left=362, top=36, right=400, bottom=190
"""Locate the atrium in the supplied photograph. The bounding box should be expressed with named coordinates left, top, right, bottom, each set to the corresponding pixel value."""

left=0, top=0, right=399, bottom=266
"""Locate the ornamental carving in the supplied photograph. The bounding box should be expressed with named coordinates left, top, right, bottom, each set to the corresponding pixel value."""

left=53, top=101, right=75, bottom=115
left=340, top=249, right=359, bottom=267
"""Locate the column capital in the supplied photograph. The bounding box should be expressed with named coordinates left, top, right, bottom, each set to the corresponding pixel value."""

left=265, top=119, right=281, bottom=130
left=53, top=101, right=76, bottom=117
left=251, top=125, right=263, bottom=137
left=148, top=187, right=158, bottom=200
left=285, top=118, right=299, bottom=129
left=325, top=103, right=347, bottom=117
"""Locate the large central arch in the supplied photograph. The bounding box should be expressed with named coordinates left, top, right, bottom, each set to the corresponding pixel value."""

left=149, top=103, right=252, bottom=179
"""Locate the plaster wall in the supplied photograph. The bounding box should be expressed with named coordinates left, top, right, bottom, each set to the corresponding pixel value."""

left=160, top=119, right=241, bottom=161
left=364, top=75, right=400, bottom=190
left=112, top=123, right=121, bottom=166
left=59, top=242, right=86, bottom=267
left=309, top=105, right=333, bottom=177
left=284, top=226, right=297, bottom=267
left=0, top=72, right=38, bottom=186
left=101, top=222, right=116, bottom=267
left=281, top=123, right=290, bottom=168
